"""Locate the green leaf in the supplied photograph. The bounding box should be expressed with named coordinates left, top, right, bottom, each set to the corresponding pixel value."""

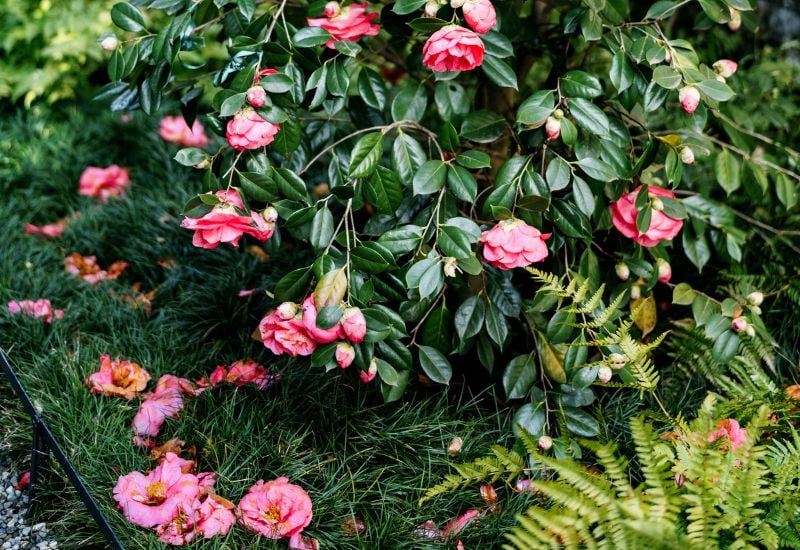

left=418, top=345, right=452, bottom=385
left=393, top=0, right=427, bottom=14
left=238, top=0, right=256, bottom=20
left=546, top=156, right=571, bottom=191
left=309, top=207, right=334, bottom=251
left=220, top=92, right=247, bottom=117
left=481, top=55, right=518, bottom=90
left=665, top=149, right=682, bottom=185
left=698, top=0, right=730, bottom=23
left=672, top=282, right=695, bottom=305
left=378, top=225, right=423, bottom=255
left=559, top=71, right=603, bottom=99
left=111, top=2, right=146, bottom=32
left=456, top=150, right=492, bottom=169
left=239, top=172, right=277, bottom=202
left=447, top=165, right=478, bottom=202
left=503, top=354, right=537, bottom=399
left=569, top=98, right=609, bottom=136
left=563, top=407, right=600, bottom=437
left=349, top=132, right=384, bottom=179
left=435, top=82, right=469, bottom=122
left=643, top=81, right=670, bottom=112
left=715, top=149, right=741, bottom=194
left=421, top=305, right=453, bottom=353
left=712, top=329, right=740, bottom=363
left=326, top=60, right=349, bottom=97
left=454, top=295, right=485, bottom=341
left=560, top=118, right=578, bottom=145
left=636, top=206, right=653, bottom=233
left=682, top=223, right=711, bottom=271
left=572, top=176, right=595, bottom=217
left=407, top=17, right=450, bottom=33
left=652, top=66, right=682, bottom=89
left=517, top=90, right=555, bottom=126
left=174, top=147, right=207, bottom=167
left=392, top=133, right=426, bottom=183
left=261, top=73, right=294, bottom=94
left=357, top=68, right=387, bottom=111
left=273, top=167, right=310, bottom=202
left=484, top=303, right=508, bottom=347
left=513, top=403, right=545, bottom=438
left=391, top=84, right=428, bottom=122
left=413, top=160, right=447, bottom=195
left=461, top=110, right=506, bottom=143
left=375, top=358, right=399, bottom=386
left=351, top=242, right=396, bottom=273
left=293, top=26, right=331, bottom=47
left=776, top=172, right=798, bottom=210
left=316, top=304, right=344, bottom=329
left=482, top=31, right=514, bottom=58
left=646, top=1, right=681, bottom=19
left=271, top=118, right=302, bottom=156
left=549, top=201, right=591, bottom=240
left=576, top=158, right=617, bottom=181
left=610, top=51, right=634, bottom=93
left=334, top=40, right=362, bottom=57
left=365, top=166, right=402, bottom=214
left=696, top=79, right=735, bottom=102
left=274, top=267, right=312, bottom=302
left=439, top=121, right=460, bottom=152
left=439, top=225, right=473, bottom=258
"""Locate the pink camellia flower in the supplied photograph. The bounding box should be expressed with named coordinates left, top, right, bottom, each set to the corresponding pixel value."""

left=85, top=354, right=151, bottom=400
left=64, top=252, right=128, bottom=285
left=131, top=377, right=187, bottom=439
left=678, top=85, right=700, bottom=114
left=24, top=218, right=68, bottom=239
left=306, top=2, right=380, bottom=49
left=423, top=25, right=485, bottom=72
left=610, top=185, right=684, bottom=247
left=155, top=502, right=199, bottom=545
left=225, top=359, right=274, bottom=389
left=226, top=108, right=280, bottom=150
left=196, top=494, right=236, bottom=538
left=708, top=418, right=748, bottom=451
left=341, top=307, right=367, bottom=343
left=462, top=0, right=496, bottom=34
left=113, top=452, right=200, bottom=529
left=246, top=86, right=267, bottom=108
left=335, top=342, right=355, bottom=368
left=301, top=295, right=346, bottom=344
left=259, top=308, right=318, bottom=357
left=180, top=189, right=276, bottom=249
left=79, top=165, right=131, bottom=201
left=158, top=115, right=210, bottom=148
left=443, top=509, right=480, bottom=540
left=7, top=299, right=64, bottom=323
left=713, top=59, right=738, bottom=79
left=480, top=218, right=551, bottom=270
left=237, top=477, right=313, bottom=543
left=209, top=366, right=228, bottom=386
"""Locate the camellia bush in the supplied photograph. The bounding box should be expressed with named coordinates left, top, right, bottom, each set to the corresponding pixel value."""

left=97, top=0, right=793, bottom=454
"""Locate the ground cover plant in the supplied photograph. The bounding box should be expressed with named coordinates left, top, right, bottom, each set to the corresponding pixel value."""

left=3, top=0, right=800, bottom=548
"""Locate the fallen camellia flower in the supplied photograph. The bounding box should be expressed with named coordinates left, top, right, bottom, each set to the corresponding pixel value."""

left=16, top=471, right=30, bottom=491
left=6, top=299, right=64, bottom=323
left=132, top=375, right=204, bottom=443
left=707, top=418, right=748, bottom=451
left=78, top=165, right=131, bottom=201
left=237, top=477, right=313, bottom=546
left=149, top=439, right=188, bottom=462
left=225, top=359, right=277, bottom=390
left=85, top=354, right=151, bottom=400
left=443, top=509, right=480, bottom=540
left=24, top=219, right=68, bottom=239
left=113, top=282, right=157, bottom=313
left=341, top=515, right=366, bottom=535
left=64, top=252, right=128, bottom=285
left=113, top=452, right=200, bottom=529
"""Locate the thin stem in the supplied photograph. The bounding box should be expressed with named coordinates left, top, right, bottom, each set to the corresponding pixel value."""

left=407, top=289, right=445, bottom=348
left=416, top=188, right=447, bottom=255
left=695, top=132, right=800, bottom=183
left=264, top=0, right=289, bottom=44
left=711, top=110, right=800, bottom=159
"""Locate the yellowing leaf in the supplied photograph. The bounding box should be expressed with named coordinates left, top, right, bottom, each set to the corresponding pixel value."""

left=536, top=330, right=567, bottom=383
left=631, top=295, right=657, bottom=338
left=314, top=268, right=347, bottom=309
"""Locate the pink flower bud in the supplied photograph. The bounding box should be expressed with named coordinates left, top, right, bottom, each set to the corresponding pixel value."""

left=335, top=342, right=355, bottom=369
left=731, top=317, right=748, bottom=333
left=545, top=116, right=561, bottom=141
left=728, top=8, right=741, bottom=31
left=360, top=359, right=377, bottom=383
left=100, top=35, right=118, bottom=51
left=262, top=206, right=278, bottom=224
left=462, top=0, right=496, bottom=34
left=247, top=86, right=267, bottom=108
left=679, top=85, right=700, bottom=114
left=656, top=258, right=671, bottom=284
left=276, top=302, right=298, bottom=320
left=679, top=146, right=695, bottom=165
left=598, top=365, right=613, bottom=383
left=747, top=291, right=763, bottom=306
left=615, top=262, right=630, bottom=281
left=608, top=353, right=626, bottom=370
left=713, top=60, right=738, bottom=79
left=324, top=1, right=340, bottom=17
left=651, top=197, right=664, bottom=211
left=341, top=307, right=367, bottom=343
left=664, top=49, right=672, bottom=64
left=538, top=435, right=553, bottom=450
left=424, top=0, right=440, bottom=16
left=448, top=436, right=463, bottom=456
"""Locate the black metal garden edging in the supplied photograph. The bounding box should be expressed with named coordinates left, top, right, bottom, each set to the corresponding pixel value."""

left=0, top=348, right=124, bottom=550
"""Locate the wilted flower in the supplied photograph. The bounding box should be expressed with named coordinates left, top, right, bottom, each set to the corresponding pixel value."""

left=85, top=354, right=151, bottom=400
left=7, top=299, right=64, bottom=323
left=448, top=436, right=463, bottom=457
left=225, top=359, right=275, bottom=389
left=237, top=477, right=313, bottom=544
left=784, top=385, right=800, bottom=401
left=181, top=189, right=276, bottom=249
left=65, top=252, right=128, bottom=285
left=708, top=418, right=747, bottom=451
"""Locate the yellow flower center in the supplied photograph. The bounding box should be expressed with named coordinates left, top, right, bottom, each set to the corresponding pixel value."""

left=146, top=481, right=167, bottom=503
left=261, top=505, right=281, bottom=523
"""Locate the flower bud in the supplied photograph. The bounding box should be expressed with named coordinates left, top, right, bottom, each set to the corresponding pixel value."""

left=553, top=108, right=564, bottom=120
left=630, top=285, right=641, bottom=301
left=335, top=342, right=355, bottom=369
left=545, top=116, right=561, bottom=142
left=747, top=291, right=764, bottom=306
left=656, top=258, right=671, bottom=284
left=715, top=74, right=727, bottom=83
left=262, top=206, right=278, bottom=224
left=246, top=86, right=267, bottom=108
left=448, top=436, right=463, bottom=456
left=728, top=8, right=741, bottom=31
left=450, top=0, right=466, bottom=8
left=538, top=435, right=553, bottom=450
left=679, top=85, right=701, bottom=114
left=731, top=316, right=748, bottom=333
left=651, top=197, right=664, bottom=211
left=100, top=35, right=119, bottom=51
left=360, top=358, right=378, bottom=383
left=713, top=60, right=738, bottom=79
left=342, top=307, right=367, bottom=344
left=664, top=49, right=672, bottom=64
left=745, top=325, right=755, bottom=337
left=424, top=0, right=439, bottom=16
left=443, top=256, right=458, bottom=278
left=598, top=365, right=613, bottom=383
left=679, top=146, right=695, bottom=165
left=514, top=479, right=535, bottom=493
left=324, top=1, right=341, bottom=17
left=276, top=302, right=298, bottom=320
left=608, top=353, right=626, bottom=370
left=615, top=262, right=630, bottom=281
left=193, top=158, right=210, bottom=170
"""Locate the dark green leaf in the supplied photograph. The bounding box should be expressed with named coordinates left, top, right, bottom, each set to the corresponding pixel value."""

left=447, top=165, right=478, bottom=202
left=111, top=2, right=146, bottom=32
left=460, top=110, right=506, bottom=143
left=503, top=354, right=536, bottom=399
left=365, top=166, right=402, bottom=214
left=357, top=68, right=387, bottom=111
left=293, top=26, right=331, bottom=47
left=418, top=345, right=452, bottom=384
left=413, top=160, right=447, bottom=195
left=349, top=132, right=384, bottom=179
